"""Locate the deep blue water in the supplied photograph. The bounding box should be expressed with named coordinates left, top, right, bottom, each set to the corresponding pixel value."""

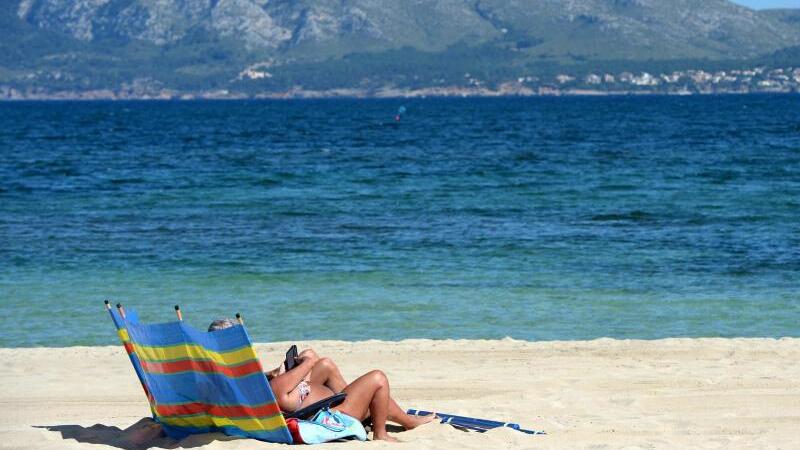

left=1, top=96, right=799, bottom=347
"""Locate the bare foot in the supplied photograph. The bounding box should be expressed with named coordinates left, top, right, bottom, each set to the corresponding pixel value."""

left=373, top=432, right=399, bottom=442
left=405, top=413, right=438, bottom=430
left=121, top=418, right=165, bottom=446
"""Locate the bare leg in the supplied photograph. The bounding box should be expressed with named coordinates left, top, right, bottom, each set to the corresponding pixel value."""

left=310, top=357, right=348, bottom=393
left=328, top=367, right=435, bottom=430
left=387, top=397, right=437, bottom=429
left=334, top=370, right=398, bottom=442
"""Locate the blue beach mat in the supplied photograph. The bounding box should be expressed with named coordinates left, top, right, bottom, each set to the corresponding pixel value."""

left=407, top=409, right=545, bottom=435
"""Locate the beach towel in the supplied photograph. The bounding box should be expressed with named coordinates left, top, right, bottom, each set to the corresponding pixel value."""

left=286, top=409, right=368, bottom=444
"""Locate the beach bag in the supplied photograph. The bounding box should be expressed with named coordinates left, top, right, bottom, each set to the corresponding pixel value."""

left=286, top=409, right=368, bottom=444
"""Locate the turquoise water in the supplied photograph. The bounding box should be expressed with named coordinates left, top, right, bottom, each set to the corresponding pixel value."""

left=1, top=96, right=798, bottom=347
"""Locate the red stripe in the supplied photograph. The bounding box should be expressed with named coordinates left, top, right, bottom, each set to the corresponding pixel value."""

left=123, top=342, right=134, bottom=354
left=140, top=359, right=263, bottom=378
left=155, top=401, right=282, bottom=418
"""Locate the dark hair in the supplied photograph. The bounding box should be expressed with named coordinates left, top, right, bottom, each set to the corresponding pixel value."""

left=208, top=318, right=237, bottom=332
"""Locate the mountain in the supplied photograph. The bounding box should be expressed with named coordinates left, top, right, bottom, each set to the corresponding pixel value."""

left=759, top=8, right=800, bottom=27
left=2, top=0, right=800, bottom=96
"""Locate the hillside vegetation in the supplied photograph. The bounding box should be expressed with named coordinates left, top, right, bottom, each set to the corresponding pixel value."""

left=3, top=0, right=800, bottom=95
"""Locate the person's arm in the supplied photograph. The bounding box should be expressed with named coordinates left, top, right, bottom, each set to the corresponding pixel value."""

left=269, top=354, right=318, bottom=395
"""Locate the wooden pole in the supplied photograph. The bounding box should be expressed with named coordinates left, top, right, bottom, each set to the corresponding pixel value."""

left=104, top=300, right=111, bottom=310
left=236, top=313, right=243, bottom=325
left=116, top=303, right=126, bottom=319
left=174, top=305, right=183, bottom=321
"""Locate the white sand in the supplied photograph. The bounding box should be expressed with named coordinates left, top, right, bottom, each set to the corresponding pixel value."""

left=1, top=338, right=799, bottom=449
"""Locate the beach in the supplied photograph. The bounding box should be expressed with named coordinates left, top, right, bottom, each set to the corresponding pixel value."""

left=1, top=338, right=798, bottom=449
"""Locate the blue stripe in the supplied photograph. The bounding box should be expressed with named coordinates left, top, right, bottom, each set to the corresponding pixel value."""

left=125, top=320, right=251, bottom=352
left=109, top=308, right=139, bottom=330
left=143, top=371, right=275, bottom=406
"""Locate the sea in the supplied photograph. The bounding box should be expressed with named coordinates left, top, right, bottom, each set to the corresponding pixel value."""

left=0, top=96, right=798, bottom=347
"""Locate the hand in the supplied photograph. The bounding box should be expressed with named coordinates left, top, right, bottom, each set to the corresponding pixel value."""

left=298, top=348, right=319, bottom=363
left=265, top=364, right=284, bottom=380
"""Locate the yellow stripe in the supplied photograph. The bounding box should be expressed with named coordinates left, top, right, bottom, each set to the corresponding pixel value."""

left=159, top=412, right=287, bottom=432
left=117, top=329, right=130, bottom=343
left=132, top=342, right=258, bottom=366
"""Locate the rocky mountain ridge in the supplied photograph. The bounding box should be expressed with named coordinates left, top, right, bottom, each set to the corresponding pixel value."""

left=3, top=0, right=800, bottom=96
left=15, top=0, right=800, bottom=57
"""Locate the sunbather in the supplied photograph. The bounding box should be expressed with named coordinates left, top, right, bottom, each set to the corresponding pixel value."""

left=208, top=319, right=436, bottom=442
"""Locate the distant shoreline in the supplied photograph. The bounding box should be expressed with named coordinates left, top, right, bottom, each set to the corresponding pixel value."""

left=2, top=88, right=798, bottom=101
